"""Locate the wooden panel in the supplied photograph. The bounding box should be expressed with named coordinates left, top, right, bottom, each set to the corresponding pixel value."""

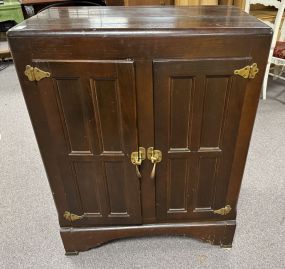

left=104, top=161, right=128, bottom=215
left=55, top=79, right=92, bottom=154
left=93, top=79, right=123, bottom=153
left=74, top=162, right=101, bottom=214
left=154, top=58, right=250, bottom=221
left=170, top=77, right=193, bottom=150
left=167, top=159, right=189, bottom=212
left=194, top=157, right=218, bottom=210
left=200, top=76, right=229, bottom=149
left=36, top=60, right=142, bottom=226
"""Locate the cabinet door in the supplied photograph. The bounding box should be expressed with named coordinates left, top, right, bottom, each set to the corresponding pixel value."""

left=35, top=60, right=141, bottom=226
left=153, top=58, right=250, bottom=221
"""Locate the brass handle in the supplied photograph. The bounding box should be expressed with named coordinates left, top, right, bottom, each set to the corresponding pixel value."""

left=135, top=165, right=141, bottom=179
left=147, top=147, right=162, bottom=179
left=150, top=162, right=157, bottom=179
left=131, top=147, right=146, bottom=178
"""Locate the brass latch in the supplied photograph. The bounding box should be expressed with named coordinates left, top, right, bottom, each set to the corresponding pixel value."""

left=24, top=65, right=51, bottom=81
left=63, top=211, right=84, bottom=222
left=213, top=205, right=232, bottom=216
left=234, top=63, right=259, bottom=79
left=147, top=147, right=162, bottom=179
left=131, top=147, right=146, bottom=178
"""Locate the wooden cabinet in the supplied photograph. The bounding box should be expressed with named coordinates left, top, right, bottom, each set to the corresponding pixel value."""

left=8, top=6, right=272, bottom=254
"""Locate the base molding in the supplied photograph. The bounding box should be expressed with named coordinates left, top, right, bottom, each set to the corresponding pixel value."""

left=60, top=220, right=236, bottom=254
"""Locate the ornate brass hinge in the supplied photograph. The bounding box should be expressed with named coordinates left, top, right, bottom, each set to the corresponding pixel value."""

left=24, top=65, right=51, bottom=82
left=63, top=211, right=84, bottom=222
left=234, top=63, right=259, bottom=79
left=213, top=205, right=232, bottom=215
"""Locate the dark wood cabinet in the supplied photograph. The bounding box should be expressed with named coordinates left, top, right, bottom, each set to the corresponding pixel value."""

left=8, top=6, right=272, bottom=254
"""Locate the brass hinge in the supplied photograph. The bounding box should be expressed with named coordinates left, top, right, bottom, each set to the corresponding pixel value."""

left=213, top=205, right=232, bottom=215
left=63, top=211, right=84, bottom=222
left=234, top=63, right=259, bottom=79
left=24, top=65, right=51, bottom=82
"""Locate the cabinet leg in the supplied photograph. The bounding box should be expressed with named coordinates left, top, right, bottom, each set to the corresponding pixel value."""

left=220, top=222, right=236, bottom=248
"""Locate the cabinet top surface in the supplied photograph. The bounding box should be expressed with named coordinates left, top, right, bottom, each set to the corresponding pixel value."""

left=8, top=6, right=271, bottom=37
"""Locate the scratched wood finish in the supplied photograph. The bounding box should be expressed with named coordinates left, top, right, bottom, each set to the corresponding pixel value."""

left=8, top=6, right=272, bottom=253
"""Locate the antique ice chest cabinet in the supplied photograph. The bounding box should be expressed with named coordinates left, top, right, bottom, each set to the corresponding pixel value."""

left=8, top=6, right=272, bottom=254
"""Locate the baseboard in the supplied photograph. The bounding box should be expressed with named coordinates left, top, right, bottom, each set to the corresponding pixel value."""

left=60, top=220, right=236, bottom=254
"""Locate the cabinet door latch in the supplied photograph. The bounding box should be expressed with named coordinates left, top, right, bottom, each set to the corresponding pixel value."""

left=24, top=65, right=51, bottom=81
left=131, top=147, right=146, bottom=178
left=147, top=147, right=162, bottom=179
left=234, top=63, right=259, bottom=79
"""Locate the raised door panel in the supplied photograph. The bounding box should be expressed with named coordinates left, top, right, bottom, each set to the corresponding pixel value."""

left=153, top=58, right=250, bottom=221
left=35, top=60, right=141, bottom=226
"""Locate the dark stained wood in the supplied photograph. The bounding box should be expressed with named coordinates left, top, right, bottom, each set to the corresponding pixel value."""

left=20, top=0, right=124, bottom=5
left=153, top=58, right=250, bottom=221
left=8, top=6, right=271, bottom=36
left=61, top=220, right=236, bottom=254
left=136, top=61, right=156, bottom=223
left=8, top=6, right=272, bottom=253
left=34, top=60, right=142, bottom=226
left=126, top=0, right=174, bottom=5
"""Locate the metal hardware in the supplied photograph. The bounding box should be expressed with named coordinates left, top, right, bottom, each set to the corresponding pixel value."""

left=24, top=65, right=35, bottom=81
left=147, top=147, right=162, bottom=179
left=248, top=63, right=259, bottom=79
left=24, top=65, right=51, bottom=81
left=131, top=147, right=146, bottom=178
left=63, top=211, right=84, bottom=222
left=213, top=205, right=232, bottom=216
left=234, top=63, right=259, bottom=79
